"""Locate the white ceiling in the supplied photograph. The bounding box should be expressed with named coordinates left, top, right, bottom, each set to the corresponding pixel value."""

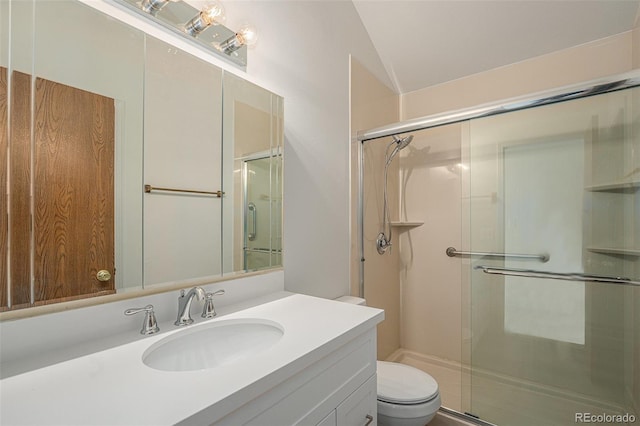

left=353, top=0, right=640, bottom=94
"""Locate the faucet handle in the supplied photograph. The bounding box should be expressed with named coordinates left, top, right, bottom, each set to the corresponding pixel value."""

left=202, top=289, right=225, bottom=318
left=125, top=304, right=160, bottom=335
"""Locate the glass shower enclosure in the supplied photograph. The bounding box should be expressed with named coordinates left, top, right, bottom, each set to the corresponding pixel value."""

left=464, top=85, right=639, bottom=425
left=357, top=73, right=639, bottom=425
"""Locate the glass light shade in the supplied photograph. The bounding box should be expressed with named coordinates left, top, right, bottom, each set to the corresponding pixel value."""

left=184, top=1, right=225, bottom=36
left=201, top=2, right=226, bottom=25
left=236, top=23, right=258, bottom=47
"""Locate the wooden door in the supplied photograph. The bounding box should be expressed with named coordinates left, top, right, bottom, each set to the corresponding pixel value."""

left=9, top=70, right=33, bottom=308
left=0, top=67, right=7, bottom=308
left=32, top=77, right=115, bottom=304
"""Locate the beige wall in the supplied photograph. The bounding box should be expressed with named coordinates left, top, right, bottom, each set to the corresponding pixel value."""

left=402, top=31, right=635, bottom=120
left=397, top=30, right=638, bottom=370
left=350, top=57, right=401, bottom=360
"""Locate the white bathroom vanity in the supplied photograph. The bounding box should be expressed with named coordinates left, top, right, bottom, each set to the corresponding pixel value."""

left=0, top=293, right=383, bottom=425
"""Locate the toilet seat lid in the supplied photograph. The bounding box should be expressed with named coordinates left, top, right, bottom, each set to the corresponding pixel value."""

left=377, top=361, right=439, bottom=405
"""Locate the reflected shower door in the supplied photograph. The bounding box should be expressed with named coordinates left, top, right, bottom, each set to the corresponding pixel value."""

left=243, top=155, right=282, bottom=271
left=466, top=86, right=639, bottom=425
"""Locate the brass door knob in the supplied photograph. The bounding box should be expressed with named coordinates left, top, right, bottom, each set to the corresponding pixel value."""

left=97, top=270, right=112, bottom=282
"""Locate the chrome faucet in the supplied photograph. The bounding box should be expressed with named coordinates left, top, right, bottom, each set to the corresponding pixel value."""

left=201, top=289, right=225, bottom=318
left=174, top=287, right=206, bottom=326
left=124, top=304, right=160, bottom=335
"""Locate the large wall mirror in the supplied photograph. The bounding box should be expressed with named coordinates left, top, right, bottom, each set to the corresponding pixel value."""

left=0, top=0, right=283, bottom=313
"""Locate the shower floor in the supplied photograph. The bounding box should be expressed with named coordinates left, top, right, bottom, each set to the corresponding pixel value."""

left=385, top=349, right=634, bottom=426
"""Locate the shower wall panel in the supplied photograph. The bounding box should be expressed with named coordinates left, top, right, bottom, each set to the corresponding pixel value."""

left=397, top=124, right=464, bottom=363
left=350, top=58, right=400, bottom=360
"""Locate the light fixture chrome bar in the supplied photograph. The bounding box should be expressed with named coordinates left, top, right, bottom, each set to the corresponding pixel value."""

left=219, top=35, right=243, bottom=54
left=357, top=71, right=640, bottom=142
left=144, top=184, right=224, bottom=197
left=446, top=247, right=549, bottom=262
left=140, top=0, right=170, bottom=15
left=475, top=266, right=640, bottom=287
left=111, top=0, right=247, bottom=69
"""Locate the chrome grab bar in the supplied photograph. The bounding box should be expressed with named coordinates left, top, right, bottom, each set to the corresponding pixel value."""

left=446, top=246, right=549, bottom=262
left=243, top=247, right=282, bottom=254
left=248, top=202, right=257, bottom=241
left=475, top=266, right=640, bottom=287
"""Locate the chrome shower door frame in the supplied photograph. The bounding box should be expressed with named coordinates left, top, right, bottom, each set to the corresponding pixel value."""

left=356, top=70, right=640, bottom=298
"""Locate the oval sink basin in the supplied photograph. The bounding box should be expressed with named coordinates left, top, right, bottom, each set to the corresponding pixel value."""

left=142, top=319, right=284, bottom=372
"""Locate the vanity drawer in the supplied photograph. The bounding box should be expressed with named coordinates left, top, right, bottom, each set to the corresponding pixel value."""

left=215, top=329, right=377, bottom=426
left=316, top=411, right=337, bottom=426
left=336, top=375, right=376, bottom=426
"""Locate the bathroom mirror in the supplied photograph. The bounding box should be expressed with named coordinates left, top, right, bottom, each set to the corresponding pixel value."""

left=0, top=0, right=283, bottom=314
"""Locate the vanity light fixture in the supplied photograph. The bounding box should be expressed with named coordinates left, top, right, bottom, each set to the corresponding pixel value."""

left=218, top=23, right=258, bottom=54
left=140, top=0, right=177, bottom=15
left=184, top=2, right=226, bottom=36
left=115, top=0, right=250, bottom=68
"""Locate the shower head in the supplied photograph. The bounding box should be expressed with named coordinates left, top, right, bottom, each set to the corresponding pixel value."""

left=378, top=133, right=414, bottom=255
left=393, top=134, right=413, bottom=151
left=386, top=134, right=413, bottom=165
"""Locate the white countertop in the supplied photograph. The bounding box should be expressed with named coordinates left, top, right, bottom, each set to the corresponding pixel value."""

left=0, top=293, right=383, bottom=425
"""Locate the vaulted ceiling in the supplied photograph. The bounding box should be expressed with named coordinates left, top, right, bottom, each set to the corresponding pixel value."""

left=353, top=0, right=640, bottom=94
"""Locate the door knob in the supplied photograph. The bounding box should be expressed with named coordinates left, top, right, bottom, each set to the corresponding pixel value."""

left=96, top=270, right=112, bottom=282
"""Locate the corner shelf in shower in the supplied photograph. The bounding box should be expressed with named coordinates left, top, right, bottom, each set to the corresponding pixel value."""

left=390, top=221, right=424, bottom=228
left=586, top=246, right=640, bottom=257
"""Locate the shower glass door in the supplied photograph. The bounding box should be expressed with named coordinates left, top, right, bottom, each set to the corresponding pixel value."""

left=243, top=155, right=282, bottom=271
left=466, top=86, right=639, bottom=425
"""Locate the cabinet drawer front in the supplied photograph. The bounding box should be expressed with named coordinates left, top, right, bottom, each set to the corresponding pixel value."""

left=217, top=329, right=376, bottom=426
left=317, top=411, right=337, bottom=426
left=336, top=375, right=376, bottom=426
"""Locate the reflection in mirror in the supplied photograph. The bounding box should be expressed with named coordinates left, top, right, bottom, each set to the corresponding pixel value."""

left=0, top=0, right=145, bottom=311
left=222, top=73, right=283, bottom=273
left=242, top=155, right=283, bottom=270
left=0, top=0, right=283, bottom=314
left=143, top=37, right=223, bottom=287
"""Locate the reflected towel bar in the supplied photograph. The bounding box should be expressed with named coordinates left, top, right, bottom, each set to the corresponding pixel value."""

left=446, top=247, right=549, bottom=262
left=144, top=184, right=224, bottom=198
left=476, top=266, right=640, bottom=287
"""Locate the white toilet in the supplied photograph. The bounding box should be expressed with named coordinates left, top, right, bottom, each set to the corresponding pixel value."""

left=377, top=360, right=441, bottom=426
left=335, top=296, right=441, bottom=425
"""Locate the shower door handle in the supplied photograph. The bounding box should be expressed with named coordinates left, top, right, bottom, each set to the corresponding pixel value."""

left=248, top=202, right=257, bottom=241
